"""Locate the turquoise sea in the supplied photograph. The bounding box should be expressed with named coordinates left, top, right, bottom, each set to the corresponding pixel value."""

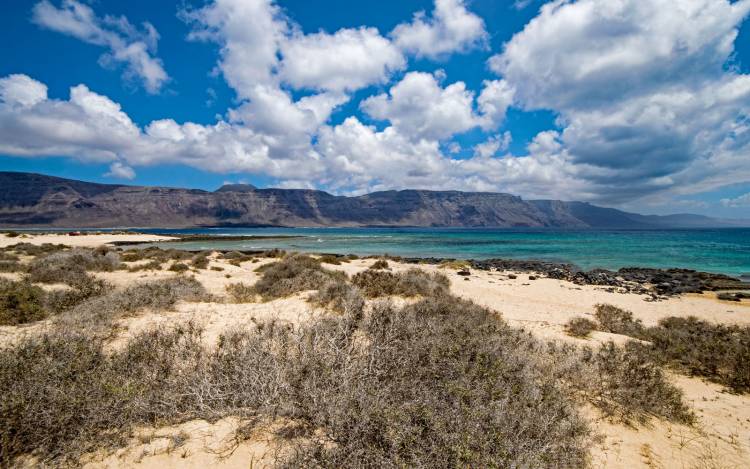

left=135, top=227, right=750, bottom=278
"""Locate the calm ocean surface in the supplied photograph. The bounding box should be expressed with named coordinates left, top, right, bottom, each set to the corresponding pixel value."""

left=134, top=227, right=750, bottom=278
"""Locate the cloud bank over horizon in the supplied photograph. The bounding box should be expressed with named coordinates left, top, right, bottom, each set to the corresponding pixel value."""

left=1, top=0, right=750, bottom=216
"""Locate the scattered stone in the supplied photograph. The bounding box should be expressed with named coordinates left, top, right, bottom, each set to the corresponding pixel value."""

left=396, top=256, right=749, bottom=298
left=528, top=275, right=537, bottom=281
left=457, top=270, right=471, bottom=276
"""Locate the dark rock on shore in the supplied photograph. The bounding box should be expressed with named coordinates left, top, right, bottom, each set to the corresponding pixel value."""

left=398, top=256, right=749, bottom=297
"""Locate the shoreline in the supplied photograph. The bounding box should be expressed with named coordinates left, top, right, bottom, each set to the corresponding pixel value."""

left=4, top=231, right=748, bottom=298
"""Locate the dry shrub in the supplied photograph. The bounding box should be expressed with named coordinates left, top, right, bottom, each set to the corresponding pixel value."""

left=317, top=255, right=341, bottom=265
left=309, top=280, right=364, bottom=314
left=369, top=259, right=389, bottom=270
left=351, top=268, right=449, bottom=298
left=55, top=277, right=207, bottom=333
left=43, top=276, right=110, bottom=315
left=594, top=303, right=646, bottom=338
left=579, top=342, right=694, bottom=425
left=0, top=325, right=206, bottom=466
left=283, top=296, right=590, bottom=467
left=0, top=252, right=19, bottom=262
left=1, top=282, right=702, bottom=467
left=226, top=283, right=255, bottom=303
left=128, top=260, right=163, bottom=272
left=27, top=248, right=120, bottom=285
left=0, top=260, right=23, bottom=273
left=191, top=254, right=210, bottom=270
left=168, top=262, right=190, bottom=273
left=646, top=316, right=750, bottom=393
left=252, top=254, right=346, bottom=300
left=566, top=316, right=598, bottom=338
left=592, top=305, right=750, bottom=394
left=6, top=243, right=67, bottom=257
left=0, top=279, right=47, bottom=325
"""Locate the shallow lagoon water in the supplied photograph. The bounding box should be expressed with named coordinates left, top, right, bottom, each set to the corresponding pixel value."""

left=133, top=227, right=750, bottom=278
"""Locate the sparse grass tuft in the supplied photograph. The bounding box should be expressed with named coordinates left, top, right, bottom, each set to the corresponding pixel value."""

left=438, top=259, right=471, bottom=270
left=565, top=316, right=598, bottom=338
left=352, top=268, right=449, bottom=298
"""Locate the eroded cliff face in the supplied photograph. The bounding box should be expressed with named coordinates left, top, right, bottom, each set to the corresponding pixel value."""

left=0, top=172, right=733, bottom=228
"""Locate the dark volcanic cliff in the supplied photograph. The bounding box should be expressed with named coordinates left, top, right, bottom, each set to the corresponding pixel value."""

left=0, top=172, right=740, bottom=228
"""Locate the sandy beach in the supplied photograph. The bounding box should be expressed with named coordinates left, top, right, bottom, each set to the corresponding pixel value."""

left=1, top=232, right=748, bottom=468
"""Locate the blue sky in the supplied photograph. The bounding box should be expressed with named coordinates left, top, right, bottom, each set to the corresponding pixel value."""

left=1, top=0, right=750, bottom=217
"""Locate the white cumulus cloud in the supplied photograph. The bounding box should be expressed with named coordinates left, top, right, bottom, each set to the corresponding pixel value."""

left=392, top=0, right=488, bottom=59
left=32, top=0, right=169, bottom=93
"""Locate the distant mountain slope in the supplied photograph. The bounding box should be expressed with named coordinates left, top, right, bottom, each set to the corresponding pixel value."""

left=0, top=172, right=744, bottom=228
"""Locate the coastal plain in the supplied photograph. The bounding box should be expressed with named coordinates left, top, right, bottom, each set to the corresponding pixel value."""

left=0, top=232, right=748, bottom=469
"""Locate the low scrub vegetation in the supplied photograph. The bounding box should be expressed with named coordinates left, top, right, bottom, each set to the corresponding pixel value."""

left=27, top=248, right=121, bottom=285
left=3, top=243, right=67, bottom=257
left=225, top=282, right=255, bottom=303
left=0, top=279, right=47, bottom=326
left=565, top=316, right=598, bottom=338
left=0, top=256, right=709, bottom=466
left=127, top=260, right=163, bottom=272
left=369, top=258, right=389, bottom=270
left=579, top=342, right=694, bottom=425
left=0, top=260, right=23, bottom=273
left=251, top=254, right=346, bottom=300
left=317, top=254, right=342, bottom=265
left=351, top=268, right=449, bottom=298
left=588, top=304, right=750, bottom=394
left=55, top=277, right=208, bottom=334
left=168, top=262, right=190, bottom=273
left=594, top=303, right=646, bottom=338
left=647, top=316, right=750, bottom=393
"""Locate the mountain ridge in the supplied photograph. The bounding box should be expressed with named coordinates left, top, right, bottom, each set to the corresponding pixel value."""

left=0, top=171, right=746, bottom=229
